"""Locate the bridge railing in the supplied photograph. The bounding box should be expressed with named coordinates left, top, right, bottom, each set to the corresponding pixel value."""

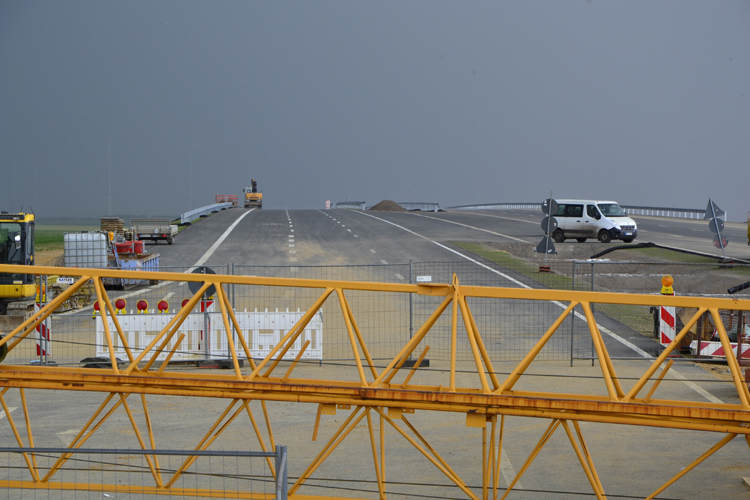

left=333, top=201, right=366, bottom=210
left=398, top=202, right=440, bottom=212
left=447, top=202, right=721, bottom=220
left=180, top=202, right=233, bottom=224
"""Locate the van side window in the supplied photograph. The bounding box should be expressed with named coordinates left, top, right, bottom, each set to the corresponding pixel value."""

left=587, top=205, right=599, bottom=218
left=555, top=205, right=566, bottom=217
left=566, top=205, right=583, bottom=218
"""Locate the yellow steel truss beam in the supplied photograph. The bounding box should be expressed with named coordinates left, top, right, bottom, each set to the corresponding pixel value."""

left=1, top=264, right=750, bottom=499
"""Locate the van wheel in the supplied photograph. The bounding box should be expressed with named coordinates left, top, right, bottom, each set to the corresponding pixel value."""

left=623, top=238, right=633, bottom=243
left=598, top=231, right=612, bottom=244
left=552, top=229, right=565, bottom=243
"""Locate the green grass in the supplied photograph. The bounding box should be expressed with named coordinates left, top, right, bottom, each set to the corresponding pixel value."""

left=451, top=241, right=575, bottom=290
left=452, top=241, right=662, bottom=338
left=35, top=225, right=97, bottom=251
left=595, top=303, right=656, bottom=337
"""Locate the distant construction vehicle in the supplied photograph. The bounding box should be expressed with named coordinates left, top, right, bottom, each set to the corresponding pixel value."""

left=243, top=179, right=263, bottom=209
left=242, top=179, right=263, bottom=208
left=0, top=212, right=35, bottom=315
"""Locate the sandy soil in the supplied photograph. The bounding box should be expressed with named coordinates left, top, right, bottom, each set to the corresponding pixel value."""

left=35, top=249, right=65, bottom=266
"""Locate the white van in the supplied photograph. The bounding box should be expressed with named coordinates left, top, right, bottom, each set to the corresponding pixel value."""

left=551, top=200, right=637, bottom=243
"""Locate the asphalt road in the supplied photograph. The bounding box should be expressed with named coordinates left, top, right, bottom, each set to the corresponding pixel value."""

left=154, top=207, right=750, bottom=270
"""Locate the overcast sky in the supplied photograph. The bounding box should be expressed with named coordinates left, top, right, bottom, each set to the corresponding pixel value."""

left=1, top=1, right=748, bottom=221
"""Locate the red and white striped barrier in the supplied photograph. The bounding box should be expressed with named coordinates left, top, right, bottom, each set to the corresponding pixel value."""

left=34, top=303, right=50, bottom=357
left=690, top=339, right=750, bottom=359
left=659, top=306, right=676, bottom=347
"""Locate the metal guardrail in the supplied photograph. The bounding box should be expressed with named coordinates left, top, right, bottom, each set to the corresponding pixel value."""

left=449, top=202, right=542, bottom=211
left=398, top=202, right=440, bottom=212
left=334, top=201, right=366, bottom=210
left=447, top=202, right=722, bottom=220
left=621, top=205, right=722, bottom=220
left=180, top=202, right=233, bottom=224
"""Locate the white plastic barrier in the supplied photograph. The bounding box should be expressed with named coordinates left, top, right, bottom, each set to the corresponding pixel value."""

left=96, top=308, right=323, bottom=361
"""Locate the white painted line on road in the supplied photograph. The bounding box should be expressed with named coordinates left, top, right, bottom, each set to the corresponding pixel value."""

left=381, top=260, right=388, bottom=265
left=370, top=249, right=376, bottom=253
left=289, top=244, right=295, bottom=247
left=501, top=450, right=523, bottom=489
left=291, top=229, right=294, bottom=232
left=57, top=429, right=79, bottom=446
left=412, top=213, right=529, bottom=243
left=289, top=250, right=296, bottom=254
left=0, top=407, right=17, bottom=421
left=395, top=273, right=404, bottom=280
left=357, top=210, right=722, bottom=404
left=192, top=209, right=255, bottom=268
left=347, top=229, right=352, bottom=232
left=162, top=292, right=175, bottom=302
left=178, top=282, right=186, bottom=287
left=460, top=211, right=538, bottom=227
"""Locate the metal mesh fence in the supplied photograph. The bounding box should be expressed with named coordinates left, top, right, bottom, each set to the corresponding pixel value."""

left=0, top=448, right=277, bottom=499
left=6, top=260, right=749, bottom=368
left=230, top=263, right=411, bottom=361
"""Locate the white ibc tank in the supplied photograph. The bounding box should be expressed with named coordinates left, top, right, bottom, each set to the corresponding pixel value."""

left=64, top=232, right=108, bottom=268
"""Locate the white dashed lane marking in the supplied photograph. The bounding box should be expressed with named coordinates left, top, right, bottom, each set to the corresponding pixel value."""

left=370, top=249, right=376, bottom=253
left=380, top=260, right=388, bottom=265
left=395, top=273, right=404, bottom=280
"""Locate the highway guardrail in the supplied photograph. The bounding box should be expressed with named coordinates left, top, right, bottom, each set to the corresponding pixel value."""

left=180, top=202, right=233, bottom=224
left=447, top=202, right=721, bottom=220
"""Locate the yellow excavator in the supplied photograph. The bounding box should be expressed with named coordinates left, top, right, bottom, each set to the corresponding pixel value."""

left=0, top=212, right=35, bottom=315
left=243, top=179, right=263, bottom=208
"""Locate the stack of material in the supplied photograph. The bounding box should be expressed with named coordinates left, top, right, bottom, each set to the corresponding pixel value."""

left=100, top=216, right=124, bottom=236
left=368, top=200, right=407, bottom=212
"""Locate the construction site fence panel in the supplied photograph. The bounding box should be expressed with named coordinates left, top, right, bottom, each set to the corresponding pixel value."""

left=10, top=259, right=750, bottom=368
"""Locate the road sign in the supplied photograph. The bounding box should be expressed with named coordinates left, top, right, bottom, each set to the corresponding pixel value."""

left=713, top=235, right=729, bottom=249
left=540, top=216, right=558, bottom=233
left=535, top=236, right=557, bottom=255
left=188, top=267, right=217, bottom=297
left=541, top=199, right=559, bottom=215
left=708, top=218, right=724, bottom=234
left=704, top=199, right=726, bottom=220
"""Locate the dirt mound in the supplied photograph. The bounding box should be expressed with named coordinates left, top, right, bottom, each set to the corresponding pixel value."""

left=369, top=200, right=406, bottom=212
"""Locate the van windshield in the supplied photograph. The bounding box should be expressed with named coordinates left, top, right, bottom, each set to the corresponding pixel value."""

left=597, top=203, right=626, bottom=217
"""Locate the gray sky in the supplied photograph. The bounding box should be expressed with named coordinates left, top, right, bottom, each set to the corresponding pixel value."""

left=1, top=1, right=749, bottom=220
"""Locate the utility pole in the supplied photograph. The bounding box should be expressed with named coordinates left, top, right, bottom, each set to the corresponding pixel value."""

left=89, top=121, right=126, bottom=216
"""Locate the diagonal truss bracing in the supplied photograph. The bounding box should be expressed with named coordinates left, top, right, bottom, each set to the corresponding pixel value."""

left=1, top=264, right=750, bottom=498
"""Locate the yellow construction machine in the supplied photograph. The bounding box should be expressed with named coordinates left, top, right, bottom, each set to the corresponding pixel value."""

left=0, top=212, right=35, bottom=315
left=243, top=179, right=263, bottom=208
